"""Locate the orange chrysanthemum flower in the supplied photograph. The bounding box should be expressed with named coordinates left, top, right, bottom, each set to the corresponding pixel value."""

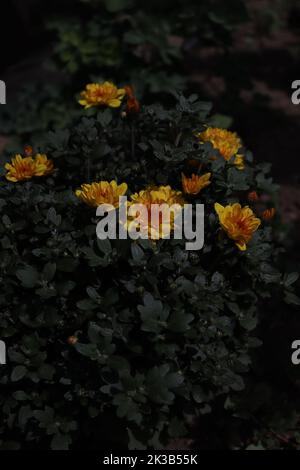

left=262, top=208, right=276, bottom=220
left=5, top=154, right=54, bottom=182
left=215, top=202, right=261, bottom=251
left=181, top=172, right=211, bottom=195
left=197, top=127, right=245, bottom=170
left=75, top=180, right=128, bottom=208
left=79, top=82, right=126, bottom=109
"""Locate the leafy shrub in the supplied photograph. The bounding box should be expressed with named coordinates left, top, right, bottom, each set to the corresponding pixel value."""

left=0, top=90, right=298, bottom=450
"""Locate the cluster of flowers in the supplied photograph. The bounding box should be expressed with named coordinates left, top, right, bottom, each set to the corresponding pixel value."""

left=3, top=81, right=276, bottom=251
left=75, top=180, right=263, bottom=251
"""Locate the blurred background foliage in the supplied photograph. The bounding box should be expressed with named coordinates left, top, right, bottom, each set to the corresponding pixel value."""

left=0, top=0, right=250, bottom=136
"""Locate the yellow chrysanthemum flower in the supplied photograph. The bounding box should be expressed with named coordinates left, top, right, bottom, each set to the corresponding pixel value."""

left=33, top=154, right=54, bottom=177
left=5, top=154, right=54, bottom=182
left=5, top=155, right=36, bottom=182
left=215, top=202, right=261, bottom=251
left=197, top=127, right=245, bottom=170
left=79, top=82, right=126, bottom=109
left=127, top=185, right=185, bottom=240
left=182, top=172, right=211, bottom=195
left=75, top=180, right=128, bottom=208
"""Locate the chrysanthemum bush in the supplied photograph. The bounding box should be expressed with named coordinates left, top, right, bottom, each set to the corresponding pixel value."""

left=0, top=87, right=299, bottom=450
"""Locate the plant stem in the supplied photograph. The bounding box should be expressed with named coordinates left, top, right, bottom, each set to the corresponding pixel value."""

left=87, top=155, right=91, bottom=182
left=131, top=122, right=135, bottom=160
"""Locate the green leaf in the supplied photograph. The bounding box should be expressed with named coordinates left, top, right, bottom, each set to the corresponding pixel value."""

left=77, top=298, right=98, bottom=311
left=239, top=312, right=257, bottom=331
left=16, top=266, right=39, bottom=288
left=97, top=108, right=113, bottom=126
left=56, top=257, right=79, bottom=272
left=37, top=364, right=55, bottom=381
left=51, top=433, right=71, bottom=450
left=74, top=343, right=98, bottom=359
left=146, top=365, right=183, bottom=404
left=36, top=286, right=57, bottom=299
left=168, top=417, right=187, bottom=438
left=138, top=293, right=168, bottom=333
left=131, top=242, right=145, bottom=262
left=113, top=394, right=142, bottom=425
left=97, top=238, right=112, bottom=255
left=209, top=113, right=233, bottom=129
left=42, top=262, right=56, bottom=282
left=227, top=167, right=249, bottom=191
left=284, top=272, right=299, bottom=288
left=13, top=391, right=29, bottom=401
left=47, top=207, right=61, bottom=226
left=284, top=291, right=300, bottom=306
left=11, top=365, right=27, bottom=382
left=127, top=429, right=147, bottom=450
left=168, top=310, right=194, bottom=333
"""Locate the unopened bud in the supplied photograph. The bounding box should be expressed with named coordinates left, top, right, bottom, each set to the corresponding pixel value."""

left=67, top=336, right=78, bottom=345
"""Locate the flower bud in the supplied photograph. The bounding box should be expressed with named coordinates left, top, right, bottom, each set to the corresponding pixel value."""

left=24, top=145, right=33, bottom=157
left=262, top=208, right=276, bottom=220
left=248, top=191, right=259, bottom=202
left=67, top=336, right=78, bottom=345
